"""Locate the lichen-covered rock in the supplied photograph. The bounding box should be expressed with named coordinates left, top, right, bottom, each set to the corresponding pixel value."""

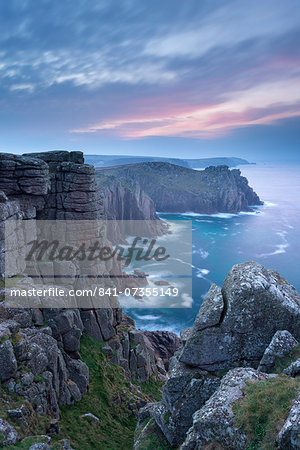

left=80, top=413, right=100, bottom=424
left=0, top=418, right=20, bottom=446
left=180, top=262, right=300, bottom=371
left=258, top=330, right=298, bottom=373
left=181, top=368, right=274, bottom=450
left=278, top=391, right=300, bottom=449
left=162, top=359, right=212, bottom=412
left=7, top=404, right=31, bottom=427
left=284, top=358, right=300, bottom=378
left=29, top=444, right=50, bottom=450
left=0, top=339, right=17, bottom=381
left=55, top=439, right=74, bottom=450
left=135, top=357, right=220, bottom=447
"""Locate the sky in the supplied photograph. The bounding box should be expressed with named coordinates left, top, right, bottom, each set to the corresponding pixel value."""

left=0, top=0, right=300, bottom=162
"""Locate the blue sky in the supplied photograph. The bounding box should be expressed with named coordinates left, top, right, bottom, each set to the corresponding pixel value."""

left=0, top=0, right=300, bottom=161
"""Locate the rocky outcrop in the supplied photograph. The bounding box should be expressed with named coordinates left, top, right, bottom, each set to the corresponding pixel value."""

left=135, top=262, right=300, bottom=448
left=97, top=162, right=262, bottom=214
left=0, top=418, right=20, bottom=446
left=143, top=330, right=181, bottom=371
left=284, top=359, right=300, bottom=377
left=182, top=368, right=274, bottom=450
left=278, top=391, right=300, bottom=450
left=179, top=262, right=300, bottom=370
left=25, top=151, right=102, bottom=221
left=137, top=359, right=220, bottom=447
left=0, top=308, right=89, bottom=419
left=258, top=330, right=298, bottom=373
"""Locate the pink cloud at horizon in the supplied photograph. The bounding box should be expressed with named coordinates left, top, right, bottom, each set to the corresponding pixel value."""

left=71, top=78, right=300, bottom=139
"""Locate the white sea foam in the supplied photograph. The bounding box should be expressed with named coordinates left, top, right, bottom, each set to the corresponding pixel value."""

left=263, top=201, right=277, bottom=207
left=196, top=268, right=210, bottom=278
left=192, top=248, right=209, bottom=259
left=171, top=257, right=193, bottom=268
left=257, top=230, right=289, bottom=257
left=179, top=293, right=193, bottom=308
left=134, top=314, right=161, bottom=321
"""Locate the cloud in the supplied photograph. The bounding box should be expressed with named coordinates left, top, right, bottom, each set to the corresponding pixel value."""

left=10, top=83, right=34, bottom=93
left=144, top=0, right=300, bottom=59
left=0, top=0, right=299, bottom=148
left=72, top=78, right=300, bottom=138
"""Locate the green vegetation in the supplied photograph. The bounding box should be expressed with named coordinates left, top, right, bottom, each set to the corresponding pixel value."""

left=51, top=334, right=162, bottom=450
left=9, top=436, right=49, bottom=449
left=233, top=375, right=300, bottom=449
left=164, top=411, right=171, bottom=424
left=11, top=333, right=23, bottom=346
left=33, top=374, right=45, bottom=383
left=1, top=333, right=163, bottom=450
left=273, top=340, right=300, bottom=373
left=96, top=162, right=212, bottom=195
left=135, top=417, right=172, bottom=450
left=0, top=334, right=9, bottom=344
left=132, top=377, right=164, bottom=402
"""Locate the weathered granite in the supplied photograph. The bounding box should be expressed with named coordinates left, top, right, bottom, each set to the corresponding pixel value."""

left=135, top=263, right=300, bottom=449
left=278, top=391, right=300, bottom=450
left=181, top=368, right=274, bottom=450
left=0, top=418, right=20, bottom=446
left=258, top=330, right=298, bottom=373
left=179, top=262, right=300, bottom=370
left=284, top=359, right=300, bottom=378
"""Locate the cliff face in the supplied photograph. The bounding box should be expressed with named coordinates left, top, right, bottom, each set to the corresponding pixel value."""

left=98, top=162, right=262, bottom=214
left=100, top=177, right=158, bottom=221
left=0, top=151, right=177, bottom=444
left=96, top=172, right=168, bottom=241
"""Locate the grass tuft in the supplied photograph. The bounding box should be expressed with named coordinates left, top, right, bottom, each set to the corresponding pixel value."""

left=233, top=374, right=300, bottom=449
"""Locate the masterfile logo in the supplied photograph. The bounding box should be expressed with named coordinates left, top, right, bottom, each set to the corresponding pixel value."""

left=4, top=219, right=192, bottom=309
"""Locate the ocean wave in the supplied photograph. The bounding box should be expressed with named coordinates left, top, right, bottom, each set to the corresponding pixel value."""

left=179, top=211, right=236, bottom=218
left=263, top=201, right=277, bottom=207
left=257, top=230, right=289, bottom=258
left=161, top=207, right=264, bottom=220
left=134, top=314, right=161, bottom=321
left=195, top=268, right=210, bottom=278
left=192, top=248, right=209, bottom=259
left=134, top=322, right=181, bottom=335
left=170, top=257, right=193, bottom=268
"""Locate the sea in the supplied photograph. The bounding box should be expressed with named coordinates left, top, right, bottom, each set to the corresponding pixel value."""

left=125, top=163, right=300, bottom=335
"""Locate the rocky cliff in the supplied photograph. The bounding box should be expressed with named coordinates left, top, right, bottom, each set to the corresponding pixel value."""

left=0, top=151, right=179, bottom=448
left=135, top=262, right=300, bottom=449
left=86, top=154, right=250, bottom=169
left=97, top=162, right=262, bottom=214
left=95, top=172, right=168, bottom=241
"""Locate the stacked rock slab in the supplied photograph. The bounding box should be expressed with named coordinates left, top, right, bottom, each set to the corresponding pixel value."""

left=24, top=151, right=102, bottom=220
left=0, top=152, right=95, bottom=421
left=135, top=262, right=300, bottom=448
